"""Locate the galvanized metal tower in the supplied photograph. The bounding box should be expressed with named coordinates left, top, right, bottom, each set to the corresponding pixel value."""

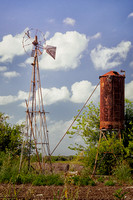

left=19, top=28, right=56, bottom=172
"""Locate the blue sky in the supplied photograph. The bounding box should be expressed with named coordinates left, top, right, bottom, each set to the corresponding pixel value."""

left=0, top=0, right=133, bottom=155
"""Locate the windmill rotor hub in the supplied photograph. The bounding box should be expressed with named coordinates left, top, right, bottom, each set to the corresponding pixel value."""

left=22, top=28, right=56, bottom=59
left=32, top=35, right=38, bottom=46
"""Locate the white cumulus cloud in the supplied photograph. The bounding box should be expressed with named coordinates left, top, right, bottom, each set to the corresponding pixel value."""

left=0, top=86, right=70, bottom=106
left=0, top=80, right=100, bottom=106
left=129, top=61, right=133, bottom=68
left=17, top=90, right=29, bottom=100
left=38, top=31, right=89, bottom=71
left=3, top=71, right=20, bottom=78
left=90, top=41, right=131, bottom=70
left=90, top=32, right=101, bottom=40
left=0, top=32, right=24, bottom=63
left=42, top=86, right=70, bottom=105
left=0, top=66, right=7, bottom=72
left=0, top=95, right=16, bottom=105
left=18, top=63, right=27, bottom=68
left=0, top=90, right=28, bottom=105
left=63, top=17, right=76, bottom=26
left=125, top=81, right=133, bottom=101
left=20, top=86, right=70, bottom=107
left=128, top=12, right=133, bottom=18
left=70, top=80, right=100, bottom=103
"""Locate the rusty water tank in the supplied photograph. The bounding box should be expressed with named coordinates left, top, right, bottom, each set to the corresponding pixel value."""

left=99, top=71, right=125, bottom=130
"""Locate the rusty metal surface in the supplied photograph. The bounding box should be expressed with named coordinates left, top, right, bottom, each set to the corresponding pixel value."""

left=99, top=71, right=125, bottom=130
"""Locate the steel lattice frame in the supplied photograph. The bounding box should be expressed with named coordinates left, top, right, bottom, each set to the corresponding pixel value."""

left=19, top=30, right=56, bottom=172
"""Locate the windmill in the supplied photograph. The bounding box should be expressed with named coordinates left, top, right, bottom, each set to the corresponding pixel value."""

left=19, top=28, right=56, bottom=172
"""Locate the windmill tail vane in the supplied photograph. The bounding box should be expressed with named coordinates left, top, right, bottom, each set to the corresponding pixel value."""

left=45, top=45, right=56, bottom=59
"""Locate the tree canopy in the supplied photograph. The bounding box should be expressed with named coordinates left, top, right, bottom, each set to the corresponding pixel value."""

left=68, top=102, right=100, bottom=151
left=68, top=99, right=133, bottom=174
left=0, top=112, right=23, bottom=155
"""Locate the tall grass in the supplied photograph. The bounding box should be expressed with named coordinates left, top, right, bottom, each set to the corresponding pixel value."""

left=0, top=152, right=64, bottom=185
left=0, top=152, right=19, bottom=183
left=113, top=161, right=132, bottom=184
left=32, top=174, right=64, bottom=186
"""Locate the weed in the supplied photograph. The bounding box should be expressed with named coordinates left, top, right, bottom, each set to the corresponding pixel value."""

left=32, top=174, right=64, bottom=186
left=63, top=186, right=79, bottom=200
left=13, top=173, right=34, bottom=184
left=97, top=176, right=104, bottom=183
left=89, top=180, right=96, bottom=186
left=71, top=175, right=80, bottom=185
left=65, top=173, right=96, bottom=186
left=53, top=189, right=64, bottom=200
left=3, top=184, right=23, bottom=200
left=113, top=162, right=132, bottom=184
left=113, top=188, right=128, bottom=200
left=104, top=179, right=115, bottom=186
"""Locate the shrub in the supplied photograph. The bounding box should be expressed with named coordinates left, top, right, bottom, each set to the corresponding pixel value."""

left=65, top=171, right=96, bottom=186
left=113, top=162, right=132, bottom=184
left=0, top=154, right=19, bottom=183
left=32, top=174, right=64, bottom=186
left=0, top=152, right=6, bottom=168
left=97, top=176, right=104, bottom=183
left=51, top=155, right=74, bottom=162
left=79, top=176, right=89, bottom=186
left=89, top=180, right=96, bottom=186
left=13, top=174, right=23, bottom=184
left=71, top=175, right=80, bottom=185
left=14, top=173, right=35, bottom=184
left=32, top=174, right=47, bottom=186
left=79, top=168, right=96, bottom=186
left=104, top=180, right=115, bottom=186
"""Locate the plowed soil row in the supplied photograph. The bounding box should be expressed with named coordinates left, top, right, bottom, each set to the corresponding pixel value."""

left=0, top=184, right=133, bottom=200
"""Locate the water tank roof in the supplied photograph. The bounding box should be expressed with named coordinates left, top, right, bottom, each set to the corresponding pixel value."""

left=99, top=71, right=125, bottom=78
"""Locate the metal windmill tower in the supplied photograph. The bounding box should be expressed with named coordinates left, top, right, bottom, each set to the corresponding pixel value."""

left=19, top=28, right=56, bottom=172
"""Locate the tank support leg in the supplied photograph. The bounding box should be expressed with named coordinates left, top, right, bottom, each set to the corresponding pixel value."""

left=92, top=130, right=102, bottom=177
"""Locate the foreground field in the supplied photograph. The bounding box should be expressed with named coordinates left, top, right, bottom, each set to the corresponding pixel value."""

left=0, top=162, right=133, bottom=199
left=0, top=183, right=133, bottom=199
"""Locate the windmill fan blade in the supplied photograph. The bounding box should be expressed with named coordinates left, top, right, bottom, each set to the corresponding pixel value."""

left=31, top=50, right=35, bottom=57
left=26, top=30, right=30, bottom=38
left=38, top=49, right=42, bottom=55
left=46, top=45, right=56, bottom=59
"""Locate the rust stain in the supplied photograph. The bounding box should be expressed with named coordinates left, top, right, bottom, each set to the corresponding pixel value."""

left=99, top=71, right=125, bottom=130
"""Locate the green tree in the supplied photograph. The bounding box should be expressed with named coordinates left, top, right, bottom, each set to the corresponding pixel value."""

left=123, top=99, right=133, bottom=147
left=68, top=100, right=133, bottom=174
left=121, top=99, right=133, bottom=168
left=68, top=101, right=100, bottom=152
left=124, top=121, right=133, bottom=168
left=0, top=112, right=23, bottom=155
left=96, top=134, right=124, bottom=174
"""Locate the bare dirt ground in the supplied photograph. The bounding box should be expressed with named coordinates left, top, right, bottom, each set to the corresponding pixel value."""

left=0, top=184, right=133, bottom=199
left=0, top=163, right=132, bottom=199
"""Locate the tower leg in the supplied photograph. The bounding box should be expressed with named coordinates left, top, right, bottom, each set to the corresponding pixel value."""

left=118, top=129, right=121, bottom=142
left=92, top=130, right=102, bottom=176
